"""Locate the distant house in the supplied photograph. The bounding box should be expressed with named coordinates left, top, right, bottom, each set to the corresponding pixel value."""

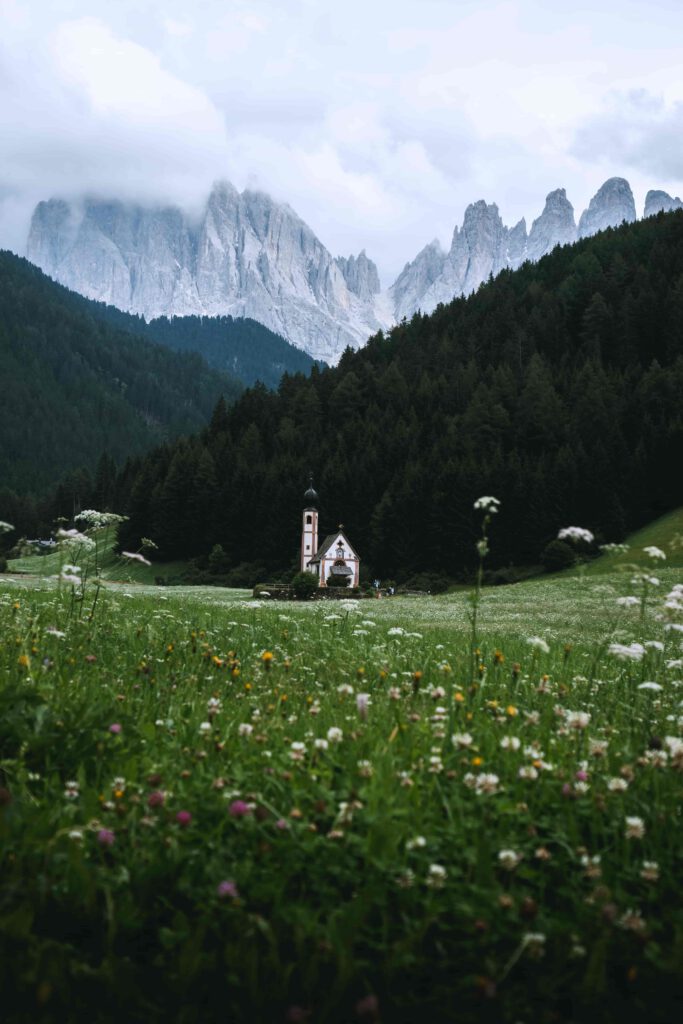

left=300, top=479, right=360, bottom=588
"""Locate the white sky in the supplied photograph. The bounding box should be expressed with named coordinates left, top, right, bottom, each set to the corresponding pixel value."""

left=1, top=0, right=682, bottom=284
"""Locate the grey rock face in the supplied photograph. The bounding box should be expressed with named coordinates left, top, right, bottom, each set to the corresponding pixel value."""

left=27, top=182, right=391, bottom=365
left=577, top=177, right=636, bottom=239
left=644, top=189, right=683, bottom=217
left=526, top=188, right=576, bottom=262
left=392, top=177, right=650, bottom=321
left=506, top=218, right=528, bottom=267
left=390, top=240, right=446, bottom=321
left=335, top=250, right=381, bottom=301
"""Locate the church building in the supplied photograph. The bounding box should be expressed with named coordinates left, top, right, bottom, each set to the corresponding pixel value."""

left=300, top=479, right=360, bottom=588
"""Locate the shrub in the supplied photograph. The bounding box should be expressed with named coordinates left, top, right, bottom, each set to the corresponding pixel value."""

left=291, top=571, right=319, bottom=599
left=541, top=539, right=577, bottom=573
left=326, top=573, right=351, bottom=588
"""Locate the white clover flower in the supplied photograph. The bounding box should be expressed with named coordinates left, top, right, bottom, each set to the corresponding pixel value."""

left=608, top=777, right=629, bottom=792
left=500, top=736, right=521, bottom=751
left=498, top=849, right=521, bottom=870
left=406, top=835, right=427, bottom=850
left=314, top=738, right=329, bottom=751
left=558, top=526, right=594, bottom=544
left=451, top=732, right=474, bottom=748
left=640, top=861, right=660, bottom=882
left=643, top=546, right=666, bottom=561
left=527, top=636, right=550, bottom=654
left=68, top=829, right=84, bottom=841
left=357, top=759, right=374, bottom=777
left=625, top=816, right=645, bottom=839
left=426, top=863, right=447, bottom=888
left=518, top=765, right=539, bottom=780
left=327, top=726, right=343, bottom=744
left=198, top=721, right=212, bottom=735
left=473, top=496, right=500, bottom=513
left=337, top=683, right=354, bottom=695
left=565, top=711, right=591, bottom=730
left=238, top=723, right=253, bottom=737
left=467, top=772, right=500, bottom=795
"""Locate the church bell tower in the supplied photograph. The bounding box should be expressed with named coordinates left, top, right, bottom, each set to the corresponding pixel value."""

left=301, top=476, right=319, bottom=573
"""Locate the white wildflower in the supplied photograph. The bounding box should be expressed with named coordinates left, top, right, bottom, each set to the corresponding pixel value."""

left=498, top=849, right=521, bottom=871
left=565, top=711, right=591, bottom=730
left=558, top=526, right=594, bottom=544
left=643, top=546, right=666, bottom=561
left=122, top=551, right=152, bottom=566
left=451, top=732, right=474, bottom=748
left=527, top=636, right=550, bottom=654
left=608, top=642, right=646, bottom=662
left=625, top=816, right=645, bottom=839
left=473, top=496, right=500, bottom=513
left=426, top=863, right=447, bottom=888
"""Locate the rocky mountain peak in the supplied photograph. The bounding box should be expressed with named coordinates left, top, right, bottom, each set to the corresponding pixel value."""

left=644, top=189, right=683, bottom=217
left=336, top=250, right=381, bottom=301
left=527, top=187, right=576, bottom=262
left=577, top=177, right=636, bottom=239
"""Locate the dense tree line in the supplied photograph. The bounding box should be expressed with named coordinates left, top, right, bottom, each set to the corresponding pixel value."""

left=0, top=252, right=242, bottom=494
left=5, top=212, right=683, bottom=580
left=97, top=309, right=323, bottom=389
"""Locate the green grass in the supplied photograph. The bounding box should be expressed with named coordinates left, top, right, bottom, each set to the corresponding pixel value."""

left=1, top=560, right=682, bottom=1024
left=8, top=532, right=187, bottom=585
left=583, top=507, right=683, bottom=573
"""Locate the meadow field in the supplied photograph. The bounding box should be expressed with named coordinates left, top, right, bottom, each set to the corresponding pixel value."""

left=1, top=541, right=682, bottom=1022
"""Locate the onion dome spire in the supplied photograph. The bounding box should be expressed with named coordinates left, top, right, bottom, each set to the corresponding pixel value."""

left=303, top=474, right=319, bottom=508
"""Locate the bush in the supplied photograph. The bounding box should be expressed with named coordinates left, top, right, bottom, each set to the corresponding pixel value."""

left=0, top=555, right=7, bottom=573
left=326, top=573, right=351, bottom=588
left=402, top=572, right=450, bottom=594
left=291, top=571, right=319, bottom=599
left=541, top=539, right=577, bottom=573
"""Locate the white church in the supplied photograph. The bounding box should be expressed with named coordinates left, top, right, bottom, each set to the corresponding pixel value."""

left=300, top=479, right=360, bottom=588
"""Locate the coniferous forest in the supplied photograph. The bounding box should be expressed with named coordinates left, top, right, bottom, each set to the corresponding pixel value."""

left=4, top=211, right=683, bottom=580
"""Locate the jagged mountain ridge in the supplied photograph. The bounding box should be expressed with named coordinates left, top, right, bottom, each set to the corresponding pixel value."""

left=27, top=178, right=682, bottom=363
left=27, top=183, right=390, bottom=364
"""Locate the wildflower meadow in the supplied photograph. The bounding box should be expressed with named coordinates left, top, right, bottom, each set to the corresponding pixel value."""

left=1, top=516, right=682, bottom=1023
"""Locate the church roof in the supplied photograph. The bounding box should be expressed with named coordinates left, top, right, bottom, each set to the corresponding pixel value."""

left=308, top=530, right=360, bottom=564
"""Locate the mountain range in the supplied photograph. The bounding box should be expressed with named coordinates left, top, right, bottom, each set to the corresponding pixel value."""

left=27, top=178, right=683, bottom=364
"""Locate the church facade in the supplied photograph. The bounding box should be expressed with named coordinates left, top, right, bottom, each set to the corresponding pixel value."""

left=300, top=480, right=360, bottom=588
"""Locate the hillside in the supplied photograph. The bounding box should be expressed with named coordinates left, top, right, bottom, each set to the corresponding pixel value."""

left=95, top=308, right=322, bottom=389
left=0, top=251, right=242, bottom=493
left=9, top=211, right=683, bottom=578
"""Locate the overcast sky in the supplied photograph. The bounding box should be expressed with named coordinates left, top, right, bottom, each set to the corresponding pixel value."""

left=1, top=0, right=682, bottom=284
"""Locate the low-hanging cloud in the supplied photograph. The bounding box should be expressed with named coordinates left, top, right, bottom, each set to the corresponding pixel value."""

left=572, top=90, right=683, bottom=181
left=1, top=1, right=682, bottom=283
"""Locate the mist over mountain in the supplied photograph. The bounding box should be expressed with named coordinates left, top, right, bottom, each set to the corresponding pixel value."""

left=27, top=177, right=681, bottom=364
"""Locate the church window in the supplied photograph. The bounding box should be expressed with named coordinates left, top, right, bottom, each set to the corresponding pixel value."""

left=306, top=515, right=312, bottom=524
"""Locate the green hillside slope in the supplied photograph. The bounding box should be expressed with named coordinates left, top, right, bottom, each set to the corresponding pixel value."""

left=0, top=251, right=241, bottom=493
left=96, top=309, right=323, bottom=389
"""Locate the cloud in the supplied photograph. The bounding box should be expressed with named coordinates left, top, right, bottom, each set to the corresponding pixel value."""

left=572, top=91, right=683, bottom=180
left=0, top=2, right=682, bottom=283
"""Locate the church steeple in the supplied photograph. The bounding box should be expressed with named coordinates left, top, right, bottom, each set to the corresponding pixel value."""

left=303, top=475, right=319, bottom=509
left=301, top=475, right=319, bottom=573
